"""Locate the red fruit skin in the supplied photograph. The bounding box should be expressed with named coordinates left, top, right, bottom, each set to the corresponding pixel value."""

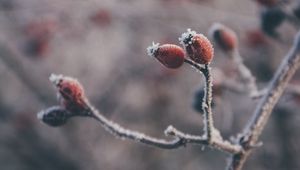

left=56, top=78, right=88, bottom=113
left=155, top=44, right=185, bottom=69
left=186, top=34, right=214, bottom=64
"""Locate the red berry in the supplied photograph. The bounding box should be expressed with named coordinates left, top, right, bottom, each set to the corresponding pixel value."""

left=147, top=43, right=185, bottom=69
left=245, top=29, right=267, bottom=47
left=179, top=29, right=214, bottom=64
left=49, top=74, right=88, bottom=113
left=209, top=23, right=237, bottom=52
left=90, top=9, right=112, bottom=27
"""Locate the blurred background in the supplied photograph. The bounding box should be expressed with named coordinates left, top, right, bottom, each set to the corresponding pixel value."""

left=0, top=0, right=300, bottom=169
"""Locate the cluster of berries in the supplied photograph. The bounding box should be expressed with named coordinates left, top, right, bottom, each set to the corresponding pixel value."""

left=147, top=29, right=214, bottom=69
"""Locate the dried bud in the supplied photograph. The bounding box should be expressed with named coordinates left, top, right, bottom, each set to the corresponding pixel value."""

left=37, top=106, right=71, bottom=127
left=193, top=88, right=215, bottom=113
left=147, top=42, right=185, bottom=69
left=49, top=74, right=88, bottom=113
left=260, top=7, right=285, bottom=37
left=179, top=29, right=214, bottom=64
left=209, top=23, right=238, bottom=52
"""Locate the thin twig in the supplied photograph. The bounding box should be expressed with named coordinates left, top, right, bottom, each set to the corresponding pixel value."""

left=252, top=83, right=300, bottom=99
left=226, top=31, right=300, bottom=170
left=182, top=60, right=242, bottom=152
left=183, top=58, right=205, bottom=72
left=85, top=101, right=242, bottom=153
left=200, top=64, right=215, bottom=142
left=229, top=49, right=259, bottom=97
left=184, top=58, right=215, bottom=141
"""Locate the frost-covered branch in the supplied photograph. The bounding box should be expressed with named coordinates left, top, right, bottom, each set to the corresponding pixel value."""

left=226, top=31, right=300, bottom=170
left=200, top=64, right=214, bottom=142
left=229, top=49, right=260, bottom=98
left=37, top=74, right=242, bottom=153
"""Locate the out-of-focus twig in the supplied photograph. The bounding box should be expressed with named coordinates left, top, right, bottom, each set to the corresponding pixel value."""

left=0, top=41, right=55, bottom=105
left=226, top=31, right=300, bottom=170
left=229, top=49, right=260, bottom=98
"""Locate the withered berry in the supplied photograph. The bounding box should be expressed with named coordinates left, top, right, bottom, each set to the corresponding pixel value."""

left=49, top=74, right=88, bottom=113
left=193, top=88, right=215, bottom=113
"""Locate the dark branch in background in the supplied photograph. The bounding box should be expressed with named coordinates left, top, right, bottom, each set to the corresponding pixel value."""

left=0, top=41, right=55, bottom=105
left=273, top=107, right=297, bottom=170
left=226, top=31, right=300, bottom=170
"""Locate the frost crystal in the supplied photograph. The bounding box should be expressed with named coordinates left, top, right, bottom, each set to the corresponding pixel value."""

left=164, top=125, right=174, bottom=136
left=37, top=110, right=45, bottom=120
left=49, top=74, right=63, bottom=86
left=179, top=28, right=196, bottom=46
left=146, top=42, right=160, bottom=57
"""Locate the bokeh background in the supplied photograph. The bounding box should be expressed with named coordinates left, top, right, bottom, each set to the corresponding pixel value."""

left=0, top=0, right=300, bottom=169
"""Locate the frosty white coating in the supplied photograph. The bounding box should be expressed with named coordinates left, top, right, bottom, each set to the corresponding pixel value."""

left=179, top=28, right=196, bottom=46
left=146, top=42, right=160, bottom=57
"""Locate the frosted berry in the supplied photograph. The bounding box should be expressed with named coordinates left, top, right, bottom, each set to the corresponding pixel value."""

left=147, top=42, right=185, bottom=69
left=49, top=74, right=88, bottom=113
left=209, top=23, right=237, bottom=52
left=37, top=106, right=71, bottom=127
left=179, top=29, right=214, bottom=64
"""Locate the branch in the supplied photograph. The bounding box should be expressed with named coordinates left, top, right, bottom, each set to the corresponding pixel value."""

left=184, top=58, right=216, bottom=141
left=226, top=31, right=300, bottom=170
left=87, top=103, right=196, bottom=149
left=37, top=74, right=242, bottom=154
left=89, top=103, right=241, bottom=152
left=229, top=49, right=259, bottom=97
left=200, top=64, right=214, bottom=142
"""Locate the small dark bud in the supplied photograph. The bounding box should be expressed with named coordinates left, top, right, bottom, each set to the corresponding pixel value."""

left=37, top=106, right=71, bottom=127
left=193, top=88, right=215, bottom=113
left=260, top=7, right=285, bottom=37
